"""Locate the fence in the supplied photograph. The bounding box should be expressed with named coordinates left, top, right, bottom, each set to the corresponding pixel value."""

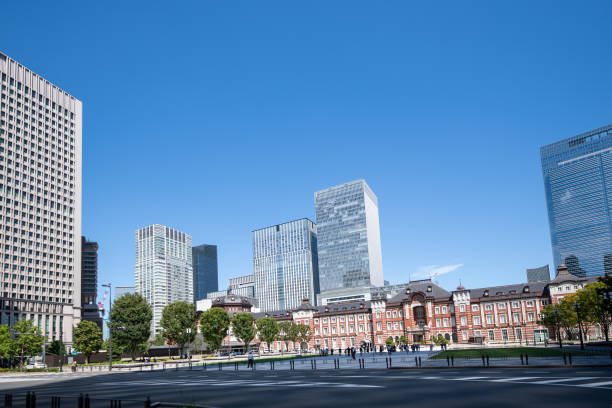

left=3, top=392, right=214, bottom=408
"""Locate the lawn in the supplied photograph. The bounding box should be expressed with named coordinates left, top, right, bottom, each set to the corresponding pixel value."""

left=430, top=347, right=601, bottom=359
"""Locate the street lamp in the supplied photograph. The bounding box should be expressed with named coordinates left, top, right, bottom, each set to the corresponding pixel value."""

left=101, top=283, right=113, bottom=370
left=573, top=302, right=585, bottom=350
left=186, top=328, right=192, bottom=361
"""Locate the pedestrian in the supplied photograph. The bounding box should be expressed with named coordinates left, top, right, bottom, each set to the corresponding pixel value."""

left=247, top=351, right=254, bottom=368
left=430, top=344, right=433, bottom=352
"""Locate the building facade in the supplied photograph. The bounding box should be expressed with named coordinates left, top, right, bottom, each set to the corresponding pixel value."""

left=253, top=219, right=319, bottom=312
left=0, top=52, right=82, bottom=346
left=81, top=237, right=101, bottom=330
left=315, top=180, right=384, bottom=293
left=192, top=244, right=218, bottom=302
left=135, top=224, right=193, bottom=335
left=541, top=124, right=612, bottom=277
left=526, top=265, right=551, bottom=283
left=228, top=274, right=255, bottom=298
left=114, top=286, right=135, bottom=300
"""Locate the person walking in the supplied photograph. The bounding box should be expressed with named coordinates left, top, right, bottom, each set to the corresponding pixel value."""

left=247, top=351, right=254, bottom=368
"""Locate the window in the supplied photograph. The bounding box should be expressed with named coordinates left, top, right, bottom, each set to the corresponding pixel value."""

left=323, top=327, right=328, bottom=335
left=515, top=328, right=522, bottom=340
left=436, top=318, right=441, bottom=327
left=392, top=310, right=397, bottom=318
left=499, top=314, right=507, bottom=324
left=488, top=330, right=495, bottom=340
left=460, top=304, right=465, bottom=312
left=527, top=312, right=535, bottom=322
left=541, top=299, right=548, bottom=306
left=332, top=326, right=336, bottom=334
left=460, top=316, right=467, bottom=326
left=387, top=322, right=391, bottom=330
left=486, top=314, right=493, bottom=325
left=512, top=301, right=519, bottom=308
left=443, top=318, right=449, bottom=327
left=359, top=324, right=363, bottom=332
left=386, top=311, right=391, bottom=318
left=513, top=313, right=521, bottom=323
left=461, top=330, right=468, bottom=340
left=376, top=322, right=381, bottom=330
left=473, top=316, right=480, bottom=325
left=472, top=304, right=479, bottom=312
left=485, top=304, right=492, bottom=311
left=526, top=301, right=534, bottom=307
left=502, top=329, right=508, bottom=341
left=435, top=306, right=440, bottom=314
left=442, top=306, right=447, bottom=314
left=498, top=303, right=506, bottom=309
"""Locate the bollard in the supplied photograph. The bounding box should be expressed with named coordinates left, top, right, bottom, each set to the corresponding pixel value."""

left=385, top=358, right=389, bottom=369
left=189, top=362, right=192, bottom=371
left=271, top=361, right=274, bottom=371
left=563, top=353, right=567, bottom=365
left=84, top=394, right=90, bottom=408
left=451, top=356, right=454, bottom=367
left=51, top=396, right=60, bottom=408
left=145, top=396, right=151, bottom=408
left=486, top=355, right=490, bottom=367
left=520, top=354, right=524, bottom=365
left=78, top=393, right=84, bottom=408
left=253, top=362, right=256, bottom=371
left=176, top=363, right=179, bottom=372
left=314, top=360, right=316, bottom=370
left=415, top=356, right=418, bottom=367
left=203, top=362, right=207, bottom=371
left=163, top=362, right=166, bottom=372
left=418, top=357, right=421, bottom=368
left=446, top=356, right=450, bottom=367
left=482, top=355, right=486, bottom=367
left=525, top=354, right=529, bottom=366
left=5, top=393, right=13, bottom=408
left=219, top=363, right=222, bottom=371
left=569, top=353, right=572, bottom=366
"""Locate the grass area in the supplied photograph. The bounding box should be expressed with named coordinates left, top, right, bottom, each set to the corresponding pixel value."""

left=201, top=353, right=317, bottom=366
left=430, top=347, right=602, bottom=359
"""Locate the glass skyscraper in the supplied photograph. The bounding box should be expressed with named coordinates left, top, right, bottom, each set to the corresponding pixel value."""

left=192, top=244, right=218, bottom=301
left=315, top=180, right=384, bottom=292
left=541, top=124, right=612, bottom=277
left=253, top=219, right=319, bottom=312
left=135, top=224, right=193, bottom=335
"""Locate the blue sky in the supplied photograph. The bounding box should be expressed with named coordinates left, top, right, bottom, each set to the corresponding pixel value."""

left=2, top=1, right=611, bottom=296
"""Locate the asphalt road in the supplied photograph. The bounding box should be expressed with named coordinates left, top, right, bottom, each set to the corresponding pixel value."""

left=1, top=366, right=612, bottom=407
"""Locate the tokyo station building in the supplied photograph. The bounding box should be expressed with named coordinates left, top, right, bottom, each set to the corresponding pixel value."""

left=205, top=265, right=599, bottom=353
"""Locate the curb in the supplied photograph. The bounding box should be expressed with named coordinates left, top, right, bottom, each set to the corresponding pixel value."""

left=390, top=364, right=612, bottom=370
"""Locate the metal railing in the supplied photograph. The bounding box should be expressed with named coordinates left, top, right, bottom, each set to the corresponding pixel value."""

left=3, top=392, right=214, bottom=408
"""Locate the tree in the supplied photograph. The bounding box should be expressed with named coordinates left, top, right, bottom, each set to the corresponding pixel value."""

left=558, top=296, right=579, bottom=340
left=192, top=333, right=204, bottom=354
left=102, top=339, right=123, bottom=361
left=398, top=335, right=407, bottom=345
left=232, top=313, right=255, bottom=353
left=538, top=304, right=564, bottom=348
left=578, top=282, right=611, bottom=342
left=277, top=321, right=294, bottom=353
left=73, top=320, right=103, bottom=364
left=11, top=320, right=44, bottom=371
left=256, top=317, right=279, bottom=352
left=200, top=308, right=230, bottom=354
left=160, top=301, right=196, bottom=357
left=110, top=293, right=152, bottom=361
left=46, top=340, right=66, bottom=356
left=0, top=325, right=12, bottom=358
left=296, top=324, right=311, bottom=353
left=150, top=333, right=165, bottom=346
left=385, top=336, right=394, bottom=347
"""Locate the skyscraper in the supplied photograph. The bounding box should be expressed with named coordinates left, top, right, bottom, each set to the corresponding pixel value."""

left=135, top=224, right=193, bottom=335
left=81, top=237, right=102, bottom=330
left=192, top=244, right=218, bottom=301
left=253, top=219, right=319, bottom=311
left=0, top=52, right=82, bottom=346
left=315, top=179, right=383, bottom=292
left=541, top=124, right=612, bottom=277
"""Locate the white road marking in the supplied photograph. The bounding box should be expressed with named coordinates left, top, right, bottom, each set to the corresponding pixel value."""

left=532, top=377, right=598, bottom=384
left=450, top=376, right=488, bottom=381
left=575, top=380, right=612, bottom=388
left=490, top=377, right=540, bottom=382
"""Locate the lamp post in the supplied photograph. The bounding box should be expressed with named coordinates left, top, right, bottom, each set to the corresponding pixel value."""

left=186, top=328, right=192, bottom=361
left=102, top=283, right=112, bottom=370
left=553, top=308, right=563, bottom=349
left=573, top=302, right=585, bottom=350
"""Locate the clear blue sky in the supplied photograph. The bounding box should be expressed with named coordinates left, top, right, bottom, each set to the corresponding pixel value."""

left=2, top=1, right=611, bottom=295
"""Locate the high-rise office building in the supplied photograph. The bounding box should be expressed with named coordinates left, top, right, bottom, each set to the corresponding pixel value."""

left=81, top=237, right=102, bottom=330
left=114, top=286, right=135, bottom=299
left=541, top=124, right=612, bottom=277
left=228, top=274, right=255, bottom=298
left=253, top=219, right=319, bottom=311
left=135, top=224, right=193, bottom=335
left=192, top=244, right=218, bottom=301
left=526, top=265, right=551, bottom=283
left=0, top=52, right=82, bottom=346
left=315, top=179, right=383, bottom=292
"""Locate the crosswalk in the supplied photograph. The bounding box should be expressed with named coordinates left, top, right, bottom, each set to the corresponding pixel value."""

left=391, top=375, right=612, bottom=389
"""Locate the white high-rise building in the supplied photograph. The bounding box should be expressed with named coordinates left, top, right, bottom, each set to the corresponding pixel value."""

left=0, top=52, right=82, bottom=346
left=315, top=179, right=384, bottom=292
left=135, top=224, right=193, bottom=335
left=253, top=219, right=319, bottom=312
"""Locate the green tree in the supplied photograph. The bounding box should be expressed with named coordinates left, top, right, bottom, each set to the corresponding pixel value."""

left=296, top=324, right=311, bottom=353
left=110, top=293, right=152, bottom=361
left=102, top=339, right=123, bottom=361
left=192, top=333, right=204, bottom=354
left=538, top=304, right=564, bottom=348
left=46, top=339, right=66, bottom=356
left=256, top=317, right=279, bottom=352
left=232, top=313, right=255, bottom=353
left=578, top=282, right=611, bottom=342
left=0, top=325, right=12, bottom=358
left=277, top=321, right=295, bottom=353
left=73, top=320, right=103, bottom=363
left=385, top=336, right=394, bottom=347
left=558, top=296, right=579, bottom=340
left=398, top=335, right=406, bottom=345
left=150, top=333, right=165, bottom=346
left=159, top=301, right=196, bottom=357
left=11, top=320, right=44, bottom=371
left=200, top=308, right=230, bottom=354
